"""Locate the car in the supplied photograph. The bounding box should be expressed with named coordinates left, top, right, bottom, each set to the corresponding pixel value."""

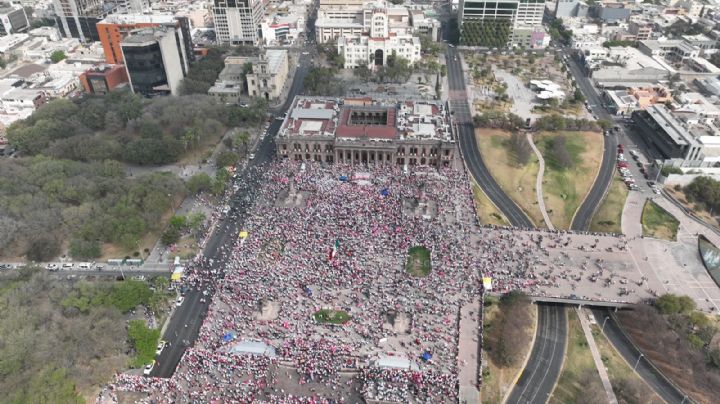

left=46, top=264, right=59, bottom=271
left=647, top=181, right=655, bottom=187
left=176, top=296, right=184, bottom=307
left=156, top=340, right=167, bottom=355
left=302, top=51, right=309, bottom=55
left=78, top=262, right=91, bottom=269
left=62, top=263, right=74, bottom=269
left=636, top=162, right=643, bottom=167
left=448, top=44, right=455, bottom=48
left=654, top=189, right=661, bottom=195
left=248, top=153, right=256, bottom=160
left=143, top=360, right=156, bottom=376
left=629, top=150, right=638, bottom=157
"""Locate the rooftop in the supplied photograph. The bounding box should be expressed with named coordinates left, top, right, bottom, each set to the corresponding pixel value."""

left=266, top=49, right=287, bottom=74
left=279, top=97, right=453, bottom=142
left=99, top=13, right=178, bottom=25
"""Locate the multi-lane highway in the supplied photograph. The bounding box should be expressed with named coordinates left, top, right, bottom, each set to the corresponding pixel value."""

left=507, top=304, right=567, bottom=404
left=591, top=308, right=688, bottom=404
left=562, top=50, right=619, bottom=231
left=151, top=30, right=317, bottom=378
left=445, top=46, right=534, bottom=228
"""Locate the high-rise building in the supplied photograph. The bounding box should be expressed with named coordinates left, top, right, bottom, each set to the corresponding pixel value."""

left=96, top=13, right=193, bottom=65
left=458, top=0, right=544, bottom=47
left=52, top=0, right=112, bottom=42
left=212, top=0, right=266, bottom=45
left=0, top=5, right=28, bottom=35
left=121, top=27, right=189, bottom=96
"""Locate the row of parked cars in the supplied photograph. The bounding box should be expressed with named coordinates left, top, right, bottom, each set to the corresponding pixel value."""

left=46, top=262, right=105, bottom=271
left=617, top=144, right=661, bottom=194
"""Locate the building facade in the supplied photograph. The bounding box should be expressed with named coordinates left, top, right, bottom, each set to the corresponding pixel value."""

left=120, top=27, right=189, bottom=96
left=80, top=63, right=129, bottom=94
left=337, top=5, right=420, bottom=68
left=246, top=49, right=288, bottom=100
left=276, top=97, right=456, bottom=168
left=458, top=0, right=545, bottom=47
left=96, top=13, right=193, bottom=65
left=212, top=0, right=266, bottom=45
left=0, top=6, right=28, bottom=36
left=52, top=0, right=109, bottom=42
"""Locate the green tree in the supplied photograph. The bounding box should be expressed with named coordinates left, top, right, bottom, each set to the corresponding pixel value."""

left=127, top=320, right=161, bottom=367
left=186, top=172, right=212, bottom=194
left=656, top=294, right=696, bottom=314
left=161, top=226, right=181, bottom=246
left=69, top=237, right=102, bottom=259
left=50, top=50, right=66, bottom=63
left=216, top=150, right=239, bottom=167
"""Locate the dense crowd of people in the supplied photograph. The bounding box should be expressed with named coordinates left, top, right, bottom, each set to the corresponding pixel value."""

left=100, top=159, right=647, bottom=403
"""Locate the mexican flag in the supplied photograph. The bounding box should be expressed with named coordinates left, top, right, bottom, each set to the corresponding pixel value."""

left=328, top=238, right=340, bottom=260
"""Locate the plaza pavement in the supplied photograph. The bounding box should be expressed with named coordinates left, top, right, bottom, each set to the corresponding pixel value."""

left=619, top=192, right=720, bottom=312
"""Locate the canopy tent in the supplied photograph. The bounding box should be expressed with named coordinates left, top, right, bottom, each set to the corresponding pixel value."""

left=376, top=355, right=420, bottom=371
left=171, top=266, right=184, bottom=281
left=226, top=340, right=277, bottom=357
left=421, top=352, right=432, bottom=361
left=238, top=231, right=249, bottom=239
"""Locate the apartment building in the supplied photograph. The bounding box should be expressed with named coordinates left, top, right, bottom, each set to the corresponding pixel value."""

left=212, top=0, right=266, bottom=45
left=120, top=27, right=189, bottom=96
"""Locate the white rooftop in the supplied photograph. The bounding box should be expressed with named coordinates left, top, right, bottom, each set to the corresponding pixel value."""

left=226, top=340, right=277, bottom=357
left=99, top=13, right=177, bottom=25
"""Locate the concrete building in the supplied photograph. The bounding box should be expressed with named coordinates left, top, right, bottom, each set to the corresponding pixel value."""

left=120, top=27, right=189, bottom=96
left=555, top=0, right=589, bottom=18
left=0, top=5, right=28, bottom=35
left=603, top=86, right=672, bottom=115
left=639, top=39, right=701, bottom=65
left=276, top=97, right=456, bottom=168
left=337, top=5, right=420, bottom=69
left=586, top=46, right=671, bottom=87
left=96, top=13, right=193, bottom=65
left=315, top=0, right=439, bottom=44
left=594, top=3, right=632, bottom=23
left=208, top=65, right=245, bottom=104
left=246, top=49, right=288, bottom=100
left=212, top=0, right=266, bottom=45
left=52, top=0, right=110, bottom=42
left=79, top=63, right=129, bottom=94
left=694, top=76, right=720, bottom=96
left=458, top=0, right=545, bottom=47
left=627, top=20, right=654, bottom=41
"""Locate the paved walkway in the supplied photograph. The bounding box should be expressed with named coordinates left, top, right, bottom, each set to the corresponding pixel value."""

left=457, top=297, right=480, bottom=404
left=526, top=133, right=554, bottom=230
left=620, top=192, right=645, bottom=237
left=577, top=308, right=618, bottom=404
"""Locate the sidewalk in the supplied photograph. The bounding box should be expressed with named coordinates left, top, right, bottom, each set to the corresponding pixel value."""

left=620, top=192, right=645, bottom=237
left=577, top=307, right=618, bottom=404
left=527, top=132, right=554, bottom=230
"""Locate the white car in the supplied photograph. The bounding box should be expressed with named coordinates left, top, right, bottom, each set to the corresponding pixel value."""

left=156, top=340, right=167, bottom=355
left=248, top=153, right=256, bottom=160
left=176, top=296, right=184, bottom=307
left=143, top=360, right=155, bottom=376
left=62, top=263, right=74, bottom=269
left=302, top=51, right=309, bottom=55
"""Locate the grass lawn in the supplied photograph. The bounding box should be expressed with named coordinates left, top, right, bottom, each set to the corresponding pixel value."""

left=641, top=199, right=680, bottom=241
left=591, top=325, right=660, bottom=403
left=475, top=129, right=541, bottom=227
left=590, top=175, right=629, bottom=234
left=537, top=131, right=604, bottom=230
left=406, top=246, right=431, bottom=277
left=480, top=298, right=537, bottom=404
left=313, top=309, right=351, bottom=325
left=549, top=310, right=605, bottom=404
left=472, top=183, right=509, bottom=226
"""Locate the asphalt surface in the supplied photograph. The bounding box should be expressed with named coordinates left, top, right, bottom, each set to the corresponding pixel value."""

left=507, top=304, right=567, bottom=404
left=592, top=308, right=689, bottom=404
left=445, top=46, right=534, bottom=228
left=562, top=50, right=619, bottom=231
left=151, top=26, right=317, bottom=378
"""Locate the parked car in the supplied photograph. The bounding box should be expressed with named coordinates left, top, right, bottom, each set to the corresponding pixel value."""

left=143, top=360, right=156, bottom=376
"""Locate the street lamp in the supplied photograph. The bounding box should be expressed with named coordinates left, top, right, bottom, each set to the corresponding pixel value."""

left=601, top=316, right=609, bottom=332
left=634, top=353, right=644, bottom=371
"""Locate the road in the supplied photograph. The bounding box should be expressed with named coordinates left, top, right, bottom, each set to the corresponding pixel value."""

left=151, top=22, right=317, bottom=378
left=592, top=308, right=688, bottom=404
left=507, top=304, right=567, bottom=404
left=445, top=46, right=534, bottom=228
left=561, top=50, right=619, bottom=231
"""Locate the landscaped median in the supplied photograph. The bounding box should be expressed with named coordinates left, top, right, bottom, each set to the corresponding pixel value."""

left=641, top=199, right=680, bottom=241
left=313, top=309, right=351, bottom=325
left=590, top=175, right=630, bottom=234
left=406, top=246, right=431, bottom=277
left=472, top=183, right=509, bottom=226
left=549, top=310, right=606, bottom=403
left=475, top=129, right=604, bottom=229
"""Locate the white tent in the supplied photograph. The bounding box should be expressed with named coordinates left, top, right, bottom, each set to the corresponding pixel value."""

left=376, top=355, right=420, bottom=371
left=226, top=340, right=277, bottom=357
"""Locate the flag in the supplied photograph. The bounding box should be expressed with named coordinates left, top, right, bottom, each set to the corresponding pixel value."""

left=330, top=238, right=340, bottom=260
